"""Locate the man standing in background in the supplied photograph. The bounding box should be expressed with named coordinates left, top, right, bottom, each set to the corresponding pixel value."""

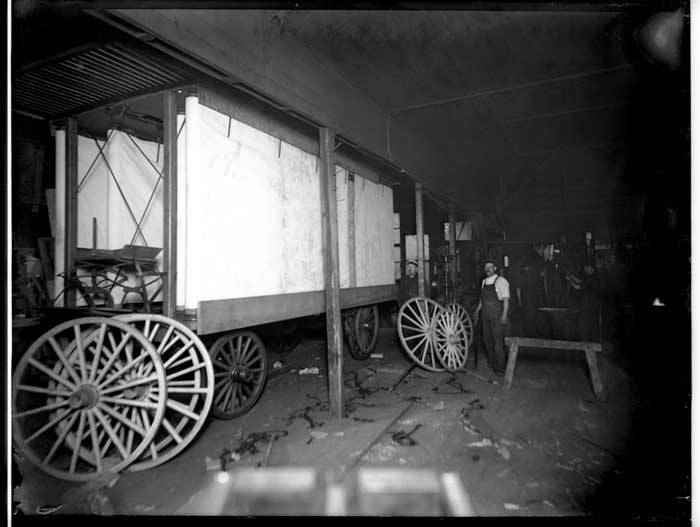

left=474, top=260, right=510, bottom=375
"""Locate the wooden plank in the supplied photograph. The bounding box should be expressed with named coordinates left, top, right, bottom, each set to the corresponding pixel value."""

left=415, top=182, right=425, bottom=297
left=64, top=117, right=78, bottom=307
left=162, top=90, right=178, bottom=318
left=320, top=126, right=344, bottom=420
left=196, top=284, right=398, bottom=335
left=504, top=339, right=519, bottom=390
left=504, top=337, right=602, bottom=352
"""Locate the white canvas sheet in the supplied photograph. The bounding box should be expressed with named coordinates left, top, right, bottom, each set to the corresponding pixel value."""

left=180, top=102, right=323, bottom=308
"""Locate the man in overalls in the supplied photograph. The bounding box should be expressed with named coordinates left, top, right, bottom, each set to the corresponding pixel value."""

left=474, top=260, right=511, bottom=375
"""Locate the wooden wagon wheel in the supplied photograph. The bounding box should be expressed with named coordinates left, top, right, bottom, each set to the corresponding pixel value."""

left=433, top=309, right=470, bottom=372
left=12, top=317, right=167, bottom=481
left=397, top=297, right=445, bottom=372
left=348, top=305, right=379, bottom=360
left=112, top=314, right=215, bottom=471
left=208, top=331, right=267, bottom=420
left=444, top=302, right=474, bottom=349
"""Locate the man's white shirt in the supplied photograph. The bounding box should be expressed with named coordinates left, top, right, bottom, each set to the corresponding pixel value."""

left=481, top=274, right=511, bottom=301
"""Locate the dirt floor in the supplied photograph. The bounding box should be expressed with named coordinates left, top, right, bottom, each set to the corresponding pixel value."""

left=12, top=322, right=690, bottom=518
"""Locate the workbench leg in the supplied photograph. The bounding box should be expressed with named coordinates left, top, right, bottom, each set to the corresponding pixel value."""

left=503, top=341, right=519, bottom=389
left=584, top=347, right=605, bottom=401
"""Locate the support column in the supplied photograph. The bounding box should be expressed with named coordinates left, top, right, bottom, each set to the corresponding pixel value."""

left=415, top=181, right=425, bottom=297
left=448, top=204, right=457, bottom=303
left=162, top=91, right=178, bottom=318
left=319, top=127, right=344, bottom=420
left=348, top=171, right=356, bottom=288
left=64, top=118, right=78, bottom=307
left=54, top=128, right=66, bottom=305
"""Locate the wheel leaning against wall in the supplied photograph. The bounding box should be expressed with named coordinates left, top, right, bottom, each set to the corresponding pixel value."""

left=397, top=297, right=445, bottom=372
left=444, top=302, right=474, bottom=350
left=113, top=314, right=215, bottom=471
left=12, top=317, right=167, bottom=481
left=433, top=308, right=470, bottom=372
left=208, top=330, right=268, bottom=420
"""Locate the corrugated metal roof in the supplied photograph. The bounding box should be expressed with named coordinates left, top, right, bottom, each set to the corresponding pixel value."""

left=13, top=41, right=193, bottom=119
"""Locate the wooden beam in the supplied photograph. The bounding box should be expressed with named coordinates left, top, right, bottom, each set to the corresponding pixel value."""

left=448, top=204, right=457, bottom=302
left=320, top=127, right=344, bottom=420
left=64, top=117, right=78, bottom=306
left=196, top=285, right=398, bottom=335
left=415, top=182, right=425, bottom=297
left=162, top=90, right=178, bottom=318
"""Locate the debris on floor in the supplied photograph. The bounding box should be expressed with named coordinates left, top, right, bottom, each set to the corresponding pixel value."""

left=133, top=504, right=156, bottom=513
left=36, top=504, right=63, bottom=515
left=430, top=401, right=446, bottom=411
left=310, top=430, right=328, bottom=440
left=391, top=424, right=421, bottom=447
left=370, top=353, right=383, bottom=359
left=299, top=367, right=320, bottom=375
left=273, top=361, right=283, bottom=369
left=504, top=503, right=521, bottom=511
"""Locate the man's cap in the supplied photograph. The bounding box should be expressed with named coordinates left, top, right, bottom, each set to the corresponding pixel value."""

left=483, top=259, right=498, bottom=267
left=407, top=259, right=418, bottom=266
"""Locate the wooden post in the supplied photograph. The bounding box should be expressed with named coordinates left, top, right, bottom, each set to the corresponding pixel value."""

left=162, top=90, right=178, bottom=318
left=415, top=181, right=425, bottom=297
left=319, top=127, right=344, bottom=420
left=348, top=171, right=356, bottom=288
left=64, top=117, right=78, bottom=307
left=448, top=204, right=457, bottom=302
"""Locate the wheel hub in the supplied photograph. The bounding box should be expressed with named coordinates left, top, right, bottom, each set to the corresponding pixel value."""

left=229, top=366, right=253, bottom=383
left=69, top=384, right=99, bottom=409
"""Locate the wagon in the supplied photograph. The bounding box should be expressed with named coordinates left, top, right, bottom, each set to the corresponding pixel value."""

left=12, top=84, right=399, bottom=481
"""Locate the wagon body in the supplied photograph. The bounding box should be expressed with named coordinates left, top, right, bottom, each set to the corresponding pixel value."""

left=52, top=86, right=398, bottom=333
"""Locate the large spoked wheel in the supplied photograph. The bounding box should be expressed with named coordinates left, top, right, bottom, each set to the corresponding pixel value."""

left=348, top=305, right=379, bottom=360
left=113, top=314, right=214, bottom=471
left=444, top=303, right=474, bottom=349
left=12, top=317, right=167, bottom=481
left=209, top=331, right=267, bottom=420
left=434, top=309, right=470, bottom=372
left=397, top=297, right=445, bottom=372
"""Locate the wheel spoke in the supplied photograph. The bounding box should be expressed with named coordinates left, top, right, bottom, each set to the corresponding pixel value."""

left=69, top=411, right=87, bottom=474
left=97, top=402, right=146, bottom=437
left=93, top=406, right=129, bottom=459
left=408, top=335, right=428, bottom=355
left=43, top=411, right=80, bottom=464
left=72, top=325, right=89, bottom=382
left=167, top=399, right=200, bottom=420
left=407, top=302, right=428, bottom=328
left=25, top=407, right=76, bottom=443
left=47, top=337, right=82, bottom=386
left=229, top=384, right=239, bottom=411
left=87, top=324, right=108, bottom=383
left=166, top=362, right=206, bottom=381
left=100, top=396, right=159, bottom=410
left=213, top=359, right=230, bottom=371
left=401, top=310, right=424, bottom=330
left=214, top=381, right=232, bottom=406
left=161, top=417, right=183, bottom=444
left=99, top=351, right=150, bottom=390
left=167, top=387, right=209, bottom=394
left=217, top=382, right=233, bottom=409
left=94, top=332, right=131, bottom=386
left=14, top=399, right=70, bottom=419
left=16, top=384, right=72, bottom=397
left=100, top=375, right=159, bottom=396
left=27, top=358, right=76, bottom=391
left=162, top=339, right=194, bottom=368
left=86, top=410, right=103, bottom=471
